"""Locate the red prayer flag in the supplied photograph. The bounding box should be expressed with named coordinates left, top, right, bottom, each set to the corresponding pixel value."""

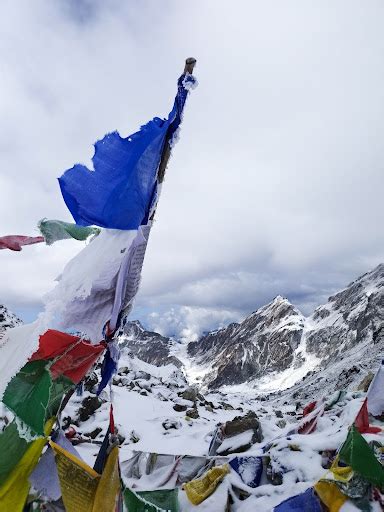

left=299, top=402, right=323, bottom=434
left=0, top=235, right=44, bottom=251
left=30, top=329, right=105, bottom=383
left=355, top=398, right=381, bottom=434
left=109, top=404, right=115, bottom=434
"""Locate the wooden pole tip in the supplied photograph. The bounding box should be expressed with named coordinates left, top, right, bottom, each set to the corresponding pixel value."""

left=184, top=57, right=197, bottom=74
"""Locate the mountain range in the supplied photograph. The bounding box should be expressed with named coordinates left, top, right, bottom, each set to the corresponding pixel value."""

left=1, top=264, right=383, bottom=397
left=119, top=263, right=384, bottom=396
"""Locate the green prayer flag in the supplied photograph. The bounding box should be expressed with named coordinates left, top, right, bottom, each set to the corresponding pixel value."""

left=3, top=361, right=73, bottom=436
left=3, top=360, right=52, bottom=436
left=0, top=421, right=29, bottom=487
left=124, top=487, right=179, bottom=512
left=45, top=375, right=74, bottom=419
left=38, top=218, right=100, bottom=245
left=339, top=425, right=384, bottom=489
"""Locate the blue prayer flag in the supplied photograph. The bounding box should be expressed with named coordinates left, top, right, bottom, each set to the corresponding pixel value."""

left=274, top=488, right=322, bottom=511
left=229, top=456, right=263, bottom=488
left=59, top=73, right=196, bottom=229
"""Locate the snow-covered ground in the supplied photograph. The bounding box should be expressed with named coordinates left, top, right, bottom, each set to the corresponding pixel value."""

left=61, top=349, right=383, bottom=511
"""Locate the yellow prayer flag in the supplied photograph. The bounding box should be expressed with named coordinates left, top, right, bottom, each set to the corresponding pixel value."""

left=51, top=441, right=121, bottom=512
left=51, top=441, right=100, bottom=512
left=314, top=480, right=348, bottom=512
left=92, top=446, right=120, bottom=512
left=183, top=464, right=230, bottom=505
left=329, top=456, right=354, bottom=483
left=0, top=418, right=55, bottom=512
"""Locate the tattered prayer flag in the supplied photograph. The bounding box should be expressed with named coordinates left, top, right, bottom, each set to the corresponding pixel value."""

left=354, top=398, right=381, bottom=434
left=109, top=225, right=150, bottom=332
left=0, top=418, right=54, bottom=512
left=329, top=457, right=354, bottom=483
left=3, top=330, right=104, bottom=435
left=314, top=480, right=348, bottom=512
left=124, top=487, right=179, bottom=512
left=0, top=235, right=44, bottom=251
left=58, top=73, right=197, bottom=229
left=2, top=360, right=62, bottom=436
left=0, top=421, right=29, bottom=487
left=38, top=218, right=100, bottom=245
left=93, top=405, right=115, bottom=473
left=30, top=330, right=104, bottom=368
left=92, top=446, right=120, bottom=512
left=31, top=330, right=105, bottom=383
left=93, top=427, right=111, bottom=475
left=274, top=487, right=322, bottom=511
left=29, top=429, right=82, bottom=501
left=52, top=442, right=120, bottom=512
left=229, top=456, right=263, bottom=488
left=183, top=464, right=230, bottom=505
left=298, top=403, right=324, bottom=434
left=52, top=441, right=100, bottom=512
left=367, top=360, right=384, bottom=417
left=339, top=425, right=384, bottom=488
left=45, top=228, right=138, bottom=343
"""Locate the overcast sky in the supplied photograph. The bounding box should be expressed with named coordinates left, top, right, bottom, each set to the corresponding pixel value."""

left=1, top=0, right=384, bottom=340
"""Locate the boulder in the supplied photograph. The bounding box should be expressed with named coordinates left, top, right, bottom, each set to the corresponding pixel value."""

left=179, top=387, right=198, bottom=403
left=77, top=396, right=103, bottom=423
left=85, top=427, right=102, bottom=440
left=162, top=419, right=182, bottom=430
left=212, top=411, right=263, bottom=455
left=357, top=372, right=374, bottom=392
left=83, top=372, right=99, bottom=392
left=223, top=411, right=262, bottom=442
left=173, top=404, right=188, bottom=412
left=186, top=408, right=199, bottom=419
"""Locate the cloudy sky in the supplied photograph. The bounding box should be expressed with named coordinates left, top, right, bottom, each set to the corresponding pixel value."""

left=1, top=0, right=384, bottom=340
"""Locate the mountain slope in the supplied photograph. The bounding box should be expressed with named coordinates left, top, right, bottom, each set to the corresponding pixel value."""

left=119, top=320, right=183, bottom=368
left=306, top=263, right=384, bottom=361
left=187, top=296, right=305, bottom=388
left=186, top=264, right=384, bottom=390
left=0, top=305, right=22, bottom=339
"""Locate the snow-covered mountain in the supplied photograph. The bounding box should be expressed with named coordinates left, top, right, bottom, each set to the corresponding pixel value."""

left=187, top=296, right=305, bottom=388
left=185, top=264, right=384, bottom=392
left=109, top=264, right=384, bottom=396
left=0, top=304, right=22, bottom=339
left=119, top=320, right=183, bottom=368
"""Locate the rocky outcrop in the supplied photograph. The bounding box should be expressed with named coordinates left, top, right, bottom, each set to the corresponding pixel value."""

left=306, top=264, right=384, bottom=362
left=119, top=320, right=182, bottom=368
left=185, top=265, right=384, bottom=391
left=187, top=297, right=304, bottom=388
left=0, top=305, right=22, bottom=339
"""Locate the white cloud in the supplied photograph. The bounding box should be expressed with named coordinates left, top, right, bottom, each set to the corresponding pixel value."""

left=144, top=305, right=241, bottom=342
left=1, top=0, right=384, bottom=337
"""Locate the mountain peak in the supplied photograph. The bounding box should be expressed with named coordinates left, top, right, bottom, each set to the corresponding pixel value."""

left=0, top=305, right=22, bottom=339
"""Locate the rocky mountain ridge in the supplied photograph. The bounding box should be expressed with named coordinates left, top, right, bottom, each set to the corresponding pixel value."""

left=185, top=264, right=384, bottom=390
left=0, top=304, right=22, bottom=340
left=119, top=320, right=183, bottom=368
left=118, top=264, right=384, bottom=394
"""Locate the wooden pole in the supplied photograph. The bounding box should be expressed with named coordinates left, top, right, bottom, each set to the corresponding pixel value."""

left=157, top=57, right=196, bottom=184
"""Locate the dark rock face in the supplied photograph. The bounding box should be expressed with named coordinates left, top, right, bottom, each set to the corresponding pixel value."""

left=306, top=264, right=384, bottom=363
left=0, top=305, right=22, bottom=339
left=187, top=297, right=304, bottom=388
left=185, top=264, right=384, bottom=390
left=77, top=396, right=103, bottom=423
left=120, top=320, right=183, bottom=368
left=216, top=411, right=263, bottom=455
left=223, top=411, right=262, bottom=442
